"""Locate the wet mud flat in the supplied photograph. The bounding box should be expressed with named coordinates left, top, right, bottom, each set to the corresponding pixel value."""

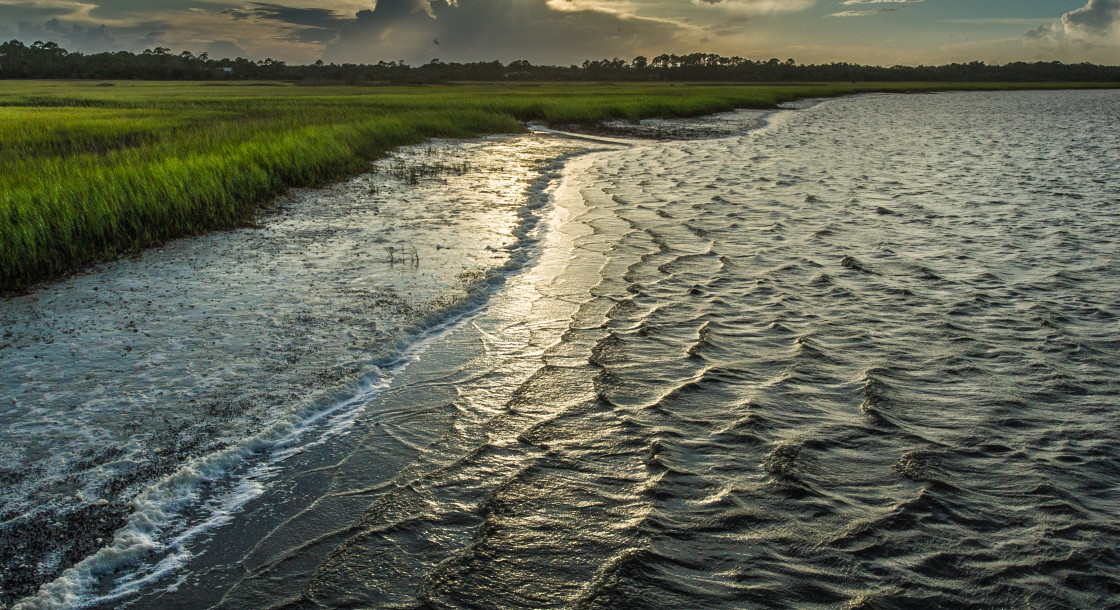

left=0, top=134, right=589, bottom=608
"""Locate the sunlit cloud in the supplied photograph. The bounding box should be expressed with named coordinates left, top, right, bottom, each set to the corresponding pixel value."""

left=831, top=8, right=900, bottom=17
left=1061, top=0, right=1120, bottom=36
left=691, top=0, right=816, bottom=17
left=831, top=0, right=918, bottom=17
left=320, top=0, right=688, bottom=65
left=1023, top=0, right=1120, bottom=60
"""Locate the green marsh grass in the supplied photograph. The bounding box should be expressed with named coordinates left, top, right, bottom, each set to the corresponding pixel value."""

left=1, top=80, right=1114, bottom=290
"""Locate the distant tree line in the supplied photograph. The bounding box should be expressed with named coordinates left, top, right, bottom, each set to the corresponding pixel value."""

left=3, top=40, right=1119, bottom=83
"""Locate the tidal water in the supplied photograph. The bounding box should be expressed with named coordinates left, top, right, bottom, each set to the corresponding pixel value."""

left=6, top=89, right=1120, bottom=608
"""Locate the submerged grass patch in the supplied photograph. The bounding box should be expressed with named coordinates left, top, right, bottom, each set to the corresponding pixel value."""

left=0, top=80, right=1113, bottom=290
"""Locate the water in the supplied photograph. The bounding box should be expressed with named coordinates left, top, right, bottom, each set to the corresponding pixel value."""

left=7, top=89, right=1120, bottom=608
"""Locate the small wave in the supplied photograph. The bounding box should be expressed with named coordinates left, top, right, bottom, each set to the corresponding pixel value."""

left=685, top=322, right=714, bottom=360
left=793, top=335, right=832, bottom=362
left=917, top=266, right=942, bottom=281
left=708, top=411, right=771, bottom=446
left=859, top=368, right=903, bottom=427
left=840, top=255, right=875, bottom=274
left=569, top=546, right=655, bottom=608
left=894, top=450, right=957, bottom=490
left=763, top=441, right=802, bottom=481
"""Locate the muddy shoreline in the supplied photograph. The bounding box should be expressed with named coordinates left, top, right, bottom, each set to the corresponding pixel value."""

left=1, top=133, right=599, bottom=608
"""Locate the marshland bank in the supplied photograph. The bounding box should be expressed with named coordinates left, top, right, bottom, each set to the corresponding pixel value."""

left=3, top=80, right=1118, bottom=292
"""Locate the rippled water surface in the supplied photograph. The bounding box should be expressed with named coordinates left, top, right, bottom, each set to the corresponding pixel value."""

left=8, top=90, right=1120, bottom=608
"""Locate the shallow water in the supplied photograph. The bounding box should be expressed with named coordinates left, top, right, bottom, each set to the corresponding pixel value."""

left=0, top=134, right=592, bottom=607
left=9, top=90, right=1120, bottom=608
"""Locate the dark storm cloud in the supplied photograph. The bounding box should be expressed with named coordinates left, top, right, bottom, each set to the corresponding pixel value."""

left=322, top=0, right=682, bottom=65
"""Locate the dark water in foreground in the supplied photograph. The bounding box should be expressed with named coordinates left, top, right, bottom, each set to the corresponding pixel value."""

left=11, top=90, right=1120, bottom=608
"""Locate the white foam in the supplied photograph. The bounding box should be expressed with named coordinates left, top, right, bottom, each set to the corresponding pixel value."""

left=527, top=124, right=637, bottom=146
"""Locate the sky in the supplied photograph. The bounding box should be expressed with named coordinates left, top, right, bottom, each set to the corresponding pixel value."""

left=1, top=0, right=1118, bottom=66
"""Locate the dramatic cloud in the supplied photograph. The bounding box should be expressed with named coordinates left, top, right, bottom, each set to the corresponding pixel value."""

left=323, top=0, right=685, bottom=65
left=1020, top=0, right=1120, bottom=65
left=1060, top=0, right=1120, bottom=36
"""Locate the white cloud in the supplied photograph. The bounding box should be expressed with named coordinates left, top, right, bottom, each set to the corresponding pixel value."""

left=831, top=9, right=899, bottom=17
left=830, top=0, right=919, bottom=17
left=1025, top=0, right=1120, bottom=45
left=1061, top=0, right=1120, bottom=36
